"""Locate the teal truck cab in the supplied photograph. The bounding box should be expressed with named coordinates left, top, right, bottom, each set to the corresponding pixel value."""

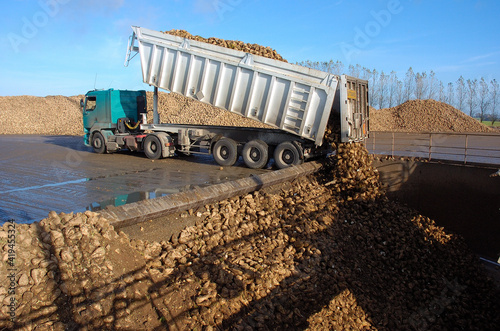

left=81, top=89, right=156, bottom=154
left=82, top=89, right=146, bottom=146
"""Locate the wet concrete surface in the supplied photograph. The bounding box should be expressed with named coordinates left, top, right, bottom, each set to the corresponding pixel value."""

left=0, top=135, right=269, bottom=224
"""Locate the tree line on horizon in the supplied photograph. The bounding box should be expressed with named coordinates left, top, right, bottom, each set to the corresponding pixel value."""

left=298, top=60, right=499, bottom=124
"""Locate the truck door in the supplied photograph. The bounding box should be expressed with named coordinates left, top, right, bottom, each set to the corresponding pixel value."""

left=82, top=95, right=97, bottom=131
left=82, top=91, right=110, bottom=132
left=339, top=75, right=369, bottom=142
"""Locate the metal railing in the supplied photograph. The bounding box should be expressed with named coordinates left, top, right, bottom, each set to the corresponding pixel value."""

left=366, top=131, right=500, bottom=166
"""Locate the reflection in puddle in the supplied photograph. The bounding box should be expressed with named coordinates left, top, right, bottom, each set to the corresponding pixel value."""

left=87, top=184, right=210, bottom=212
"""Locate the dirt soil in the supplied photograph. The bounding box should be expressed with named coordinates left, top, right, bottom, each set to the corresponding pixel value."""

left=370, top=99, right=495, bottom=133
left=1, top=144, right=499, bottom=330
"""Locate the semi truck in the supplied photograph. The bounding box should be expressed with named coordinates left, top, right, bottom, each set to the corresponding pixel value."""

left=81, top=26, right=369, bottom=169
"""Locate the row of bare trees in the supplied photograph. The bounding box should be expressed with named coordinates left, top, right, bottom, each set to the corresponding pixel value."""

left=298, top=60, right=499, bottom=124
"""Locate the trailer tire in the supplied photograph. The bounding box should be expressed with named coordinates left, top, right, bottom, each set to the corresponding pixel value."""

left=143, top=134, right=163, bottom=160
left=242, top=140, right=268, bottom=169
left=213, top=138, right=238, bottom=167
left=274, top=141, right=303, bottom=169
left=92, top=131, right=106, bottom=154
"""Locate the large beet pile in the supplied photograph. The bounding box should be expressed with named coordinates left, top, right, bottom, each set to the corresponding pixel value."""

left=145, top=91, right=271, bottom=129
left=0, top=95, right=84, bottom=135
left=164, top=29, right=287, bottom=62
left=371, top=99, right=495, bottom=133
left=1, top=144, right=498, bottom=330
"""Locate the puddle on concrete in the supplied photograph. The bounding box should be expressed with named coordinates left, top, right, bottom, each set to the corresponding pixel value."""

left=86, top=183, right=211, bottom=212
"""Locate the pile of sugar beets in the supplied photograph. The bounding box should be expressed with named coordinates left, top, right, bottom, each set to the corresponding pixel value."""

left=164, top=29, right=287, bottom=62
left=133, top=142, right=499, bottom=330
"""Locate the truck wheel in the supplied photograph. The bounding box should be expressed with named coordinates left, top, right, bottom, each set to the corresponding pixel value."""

left=242, top=140, right=268, bottom=169
left=92, top=131, right=106, bottom=154
left=274, top=141, right=303, bottom=169
left=143, top=134, right=162, bottom=160
left=213, top=138, right=238, bottom=167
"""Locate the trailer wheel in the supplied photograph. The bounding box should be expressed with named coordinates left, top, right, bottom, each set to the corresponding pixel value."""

left=143, top=134, right=162, bottom=160
left=274, top=141, right=303, bottom=169
left=92, top=131, right=106, bottom=154
left=213, top=138, right=238, bottom=167
left=242, top=140, right=268, bottom=169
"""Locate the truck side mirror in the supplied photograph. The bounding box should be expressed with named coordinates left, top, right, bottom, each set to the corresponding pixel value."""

left=80, top=99, right=84, bottom=109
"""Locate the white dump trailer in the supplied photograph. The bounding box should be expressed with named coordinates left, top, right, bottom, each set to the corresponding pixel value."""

left=82, top=26, right=369, bottom=169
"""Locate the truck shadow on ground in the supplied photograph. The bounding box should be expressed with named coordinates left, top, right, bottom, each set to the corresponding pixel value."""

left=42, top=135, right=92, bottom=153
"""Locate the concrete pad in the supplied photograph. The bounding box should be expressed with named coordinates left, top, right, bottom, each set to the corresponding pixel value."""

left=101, top=161, right=322, bottom=228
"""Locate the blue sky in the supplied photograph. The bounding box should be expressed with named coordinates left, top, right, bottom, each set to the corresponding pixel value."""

left=1, top=0, right=499, bottom=97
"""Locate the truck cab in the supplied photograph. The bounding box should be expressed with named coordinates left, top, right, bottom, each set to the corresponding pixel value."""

left=81, top=89, right=146, bottom=149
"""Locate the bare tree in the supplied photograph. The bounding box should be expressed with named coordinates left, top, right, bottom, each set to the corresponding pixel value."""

left=404, top=67, right=415, bottom=101
left=427, top=70, right=438, bottom=100
left=323, top=60, right=345, bottom=75
left=348, top=64, right=362, bottom=79
left=477, top=77, right=490, bottom=122
left=387, top=71, right=398, bottom=107
left=446, top=82, right=454, bottom=106
left=298, top=59, right=346, bottom=76
left=414, top=71, right=428, bottom=100
left=396, top=79, right=405, bottom=105
left=438, top=81, right=446, bottom=103
left=368, top=69, right=379, bottom=107
left=360, top=66, right=371, bottom=81
left=490, top=79, right=499, bottom=124
left=456, top=76, right=466, bottom=112
left=377, top=71, right=389, bottom=109
left=363, top=69, right=373, bottom=105
left=297, top=60, right=312, bottom=68
left=332, top=60, right=345, bottom=76
left=466, top=78, right=478, bottom=117
left=297, top=59, right=499, bottom=117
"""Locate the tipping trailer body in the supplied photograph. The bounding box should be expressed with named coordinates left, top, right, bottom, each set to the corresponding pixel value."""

left=82, top=26, right=369, bottom=169
left=126, top=26, right=369, bottom=146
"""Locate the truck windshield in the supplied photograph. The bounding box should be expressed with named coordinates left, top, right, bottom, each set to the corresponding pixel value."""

left=85, top=96, right=96, bottom=111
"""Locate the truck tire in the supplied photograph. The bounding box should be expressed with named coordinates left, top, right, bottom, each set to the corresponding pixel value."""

left=242, top=140, right=268, bottom=169
left=143, top=134, right=163, bottom=160
left=92, top=131, right=106, bottom=154
left=274, top=141, right=303, bottom=169
left=213, top=138, right=238, bottom=167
